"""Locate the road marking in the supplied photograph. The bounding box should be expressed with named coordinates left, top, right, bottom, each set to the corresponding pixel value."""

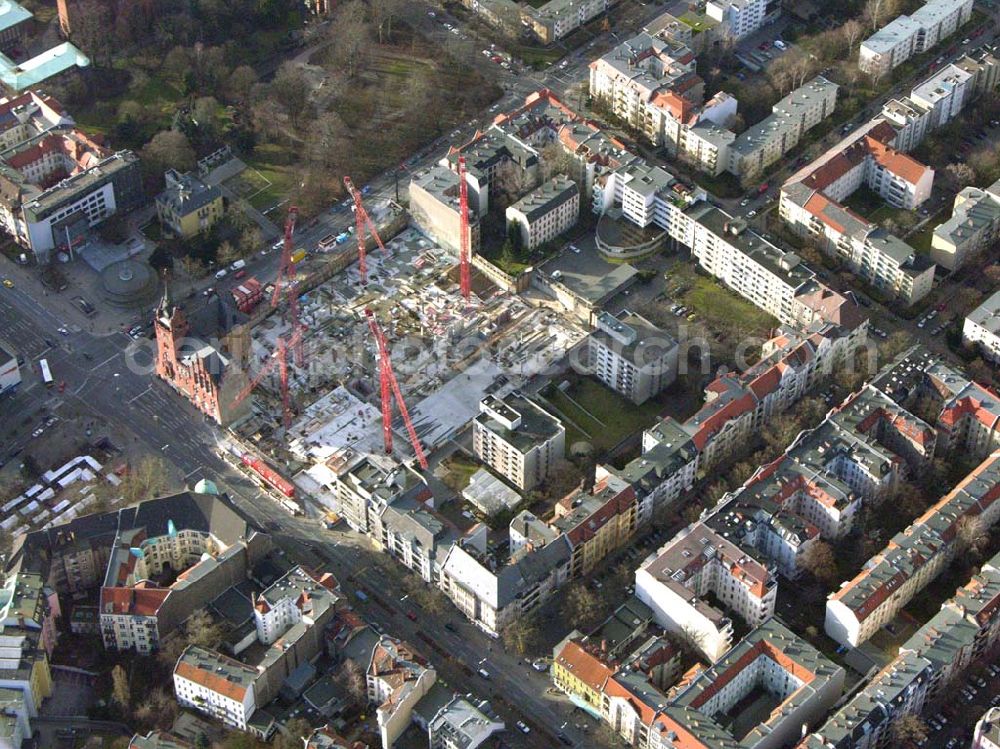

left=90, top=352, right=119, bottom=372
left=127, top=385, right=152, bottom=404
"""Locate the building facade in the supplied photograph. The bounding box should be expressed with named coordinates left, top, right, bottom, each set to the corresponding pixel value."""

left=964, top=290, right=1000, bottom=363
left=505, top=176, right=579, bottom=250
left=155, top=169, right=224, bottom=239
left=472, top=393, right=565, bottom=492
left=859, top=0, right=974, bottom=75
left=587, top=310, right=678, bottom=405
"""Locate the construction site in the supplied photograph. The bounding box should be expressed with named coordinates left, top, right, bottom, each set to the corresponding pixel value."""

left=229, top=185, right=588, bottom=490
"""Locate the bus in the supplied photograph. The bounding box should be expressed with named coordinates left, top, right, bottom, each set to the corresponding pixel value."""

left=38, top=359, right=53, bottom=387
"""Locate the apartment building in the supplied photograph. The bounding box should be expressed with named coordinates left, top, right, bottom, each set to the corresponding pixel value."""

left=174, top=646, right=258, bottom=730
left=616, top=417, right=701, bottom=525
left=408, top=164, right=481, bottom=256
left=173, top=565, right=341, bottom=730
left=155, top=169, right=224, bottom=239
left=932, top=178, right=1000, bottom=271
left=472, top=393, right=565, bottom=492
left=587, top=310, right=678, bottom=405
left=663, top=619, right=843, bottom=749
left=587, top=31, right=710, bottom=147
left=424, top=693, right=505, bottom=749
left=615, top=320, right=865, bottom=527
left=96, top=488, right=268, bottom=654
left=593, top=159, right=705, bottom=240
left=368, top=637, right=437, bottom=749
left=635, top=522, right=778, bottom=661
left=0, top=343, right=18, bottom=396
left=505, top=175, right=579, bottom=250
left=522, top=0, right=610, bottom=43
left=728, top=76, right=839, bottom=181
left=781, top=120, right=936, bottom=304
left=803, top=547, right=1000, bottom=749
left=825, top=448, right=1000, bottom=647
left=870, top=346, right=1000, bottom=459
left=441, top=526, right=572, bottom=635
left=859, top=0, right=974, bottom=75
left=705, top=0, right=779, bottom=39
left=368, top=482, right=457, bottom=585
left=881, top=47, right=1000, bottom=154
left=682, top=204, right=815, bottom=326
left=551, top=470, right=637, bottom=576
left=0, top=127, right=140, bottom=263
left=964, top=290, right=1000, bottom=362
left=331, top=454, right=423, bottom=535
left=976, top=709, right=1000, bottom=749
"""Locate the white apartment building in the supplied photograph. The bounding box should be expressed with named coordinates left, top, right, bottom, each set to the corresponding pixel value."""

left=523, top=0, right=609, bottom=42
left=964, top=290, right=1000, bottom=363
left=909, top=63, right=972, bottom=129
left=505, top=176, right=579, bottom=250
left=683, top=204, right=815, bottom=327
left=781, top=121, right=937, bottom=304
left=472, top=393, right=565, bottom=492
left=635, top=523, right=777, bottom=662
left=859, top=0, right=974, bottom=75
left=975, top=708, right=1000, bottom=749
left=174, top=646, right=258, bottom=730
left=588, top=310, right=678, bottom=405
left=727, top=76, right=839, bottom=181
left=441, top=533, right=572, bottom=635
left=932, top=179, right=1000, bottom=271
left=705, top=0, right=777, bottom=40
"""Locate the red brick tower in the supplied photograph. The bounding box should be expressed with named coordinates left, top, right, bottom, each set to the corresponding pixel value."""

left=154, top=284, right=187, bottom=383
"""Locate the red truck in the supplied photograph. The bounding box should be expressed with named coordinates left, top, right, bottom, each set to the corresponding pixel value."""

left=231, top=277, right=263, bottom=313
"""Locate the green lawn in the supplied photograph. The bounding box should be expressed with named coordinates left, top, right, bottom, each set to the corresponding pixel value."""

left=908, top=224, right=935, bottom=255
left=679, top=275, right=778, bottom=336
left=544, top=377, right=662, bottom=453
left=678, top=12, right=716, bottom=33
left=244, top=143, right=298, bottom=212
left=440, top=452, right=481, bottom=492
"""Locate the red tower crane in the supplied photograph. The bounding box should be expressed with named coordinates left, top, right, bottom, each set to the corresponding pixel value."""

left=364, top=308, right=429, bottom=471
left=269, top=206, right=307, bottom=368
left=344, top=177, right=388, bottom=286
left=272, top=206, right=298, bottom=308
left=457, top=156, right=472, bottom=300
left=231, top=327, right=303, bottom=430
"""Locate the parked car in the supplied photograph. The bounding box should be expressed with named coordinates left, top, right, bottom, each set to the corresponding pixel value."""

left=516, top=721, right=530, bottom=734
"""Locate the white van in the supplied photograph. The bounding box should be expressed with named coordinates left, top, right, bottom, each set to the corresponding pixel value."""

left=230, top=259, right=246, bottom=271
left=215, top=268, right=228, bottom=280
left=774, top=40, right=787, bottom=50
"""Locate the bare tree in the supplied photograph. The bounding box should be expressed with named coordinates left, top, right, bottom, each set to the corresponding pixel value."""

left=955, top=515, right=989, bottom=558
left=326, top=1, right=373, bottom=80
left=562, top=583, right=604, bottom=632
left=142, top=131, right=197, bottom=175
left=111, top=664, right=130, bottom=710
left=864, top=0, right=886, bottom=31
left=69, top=0, right=114, bottom=66
left=842, top=19, right=864, bottom=53
left=502, top=614, right=539, bottom=656
left=799, top=540, right=838, bottom=586
left=271, top=63, right=311, bottom=127
left=337, top=658, right=368, bottom=707
left=891, top=714, right=928, bottom=744
left=370, top=0, right=405, bottom=44
left=944, top=162, right=976, bottom=190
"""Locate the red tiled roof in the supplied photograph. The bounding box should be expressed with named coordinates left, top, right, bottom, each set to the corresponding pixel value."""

left=100, top=586, right=170, bottom=617
left=555, top=641, right=613, bottom=692
left=175, top=659, right=252, bottom=702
